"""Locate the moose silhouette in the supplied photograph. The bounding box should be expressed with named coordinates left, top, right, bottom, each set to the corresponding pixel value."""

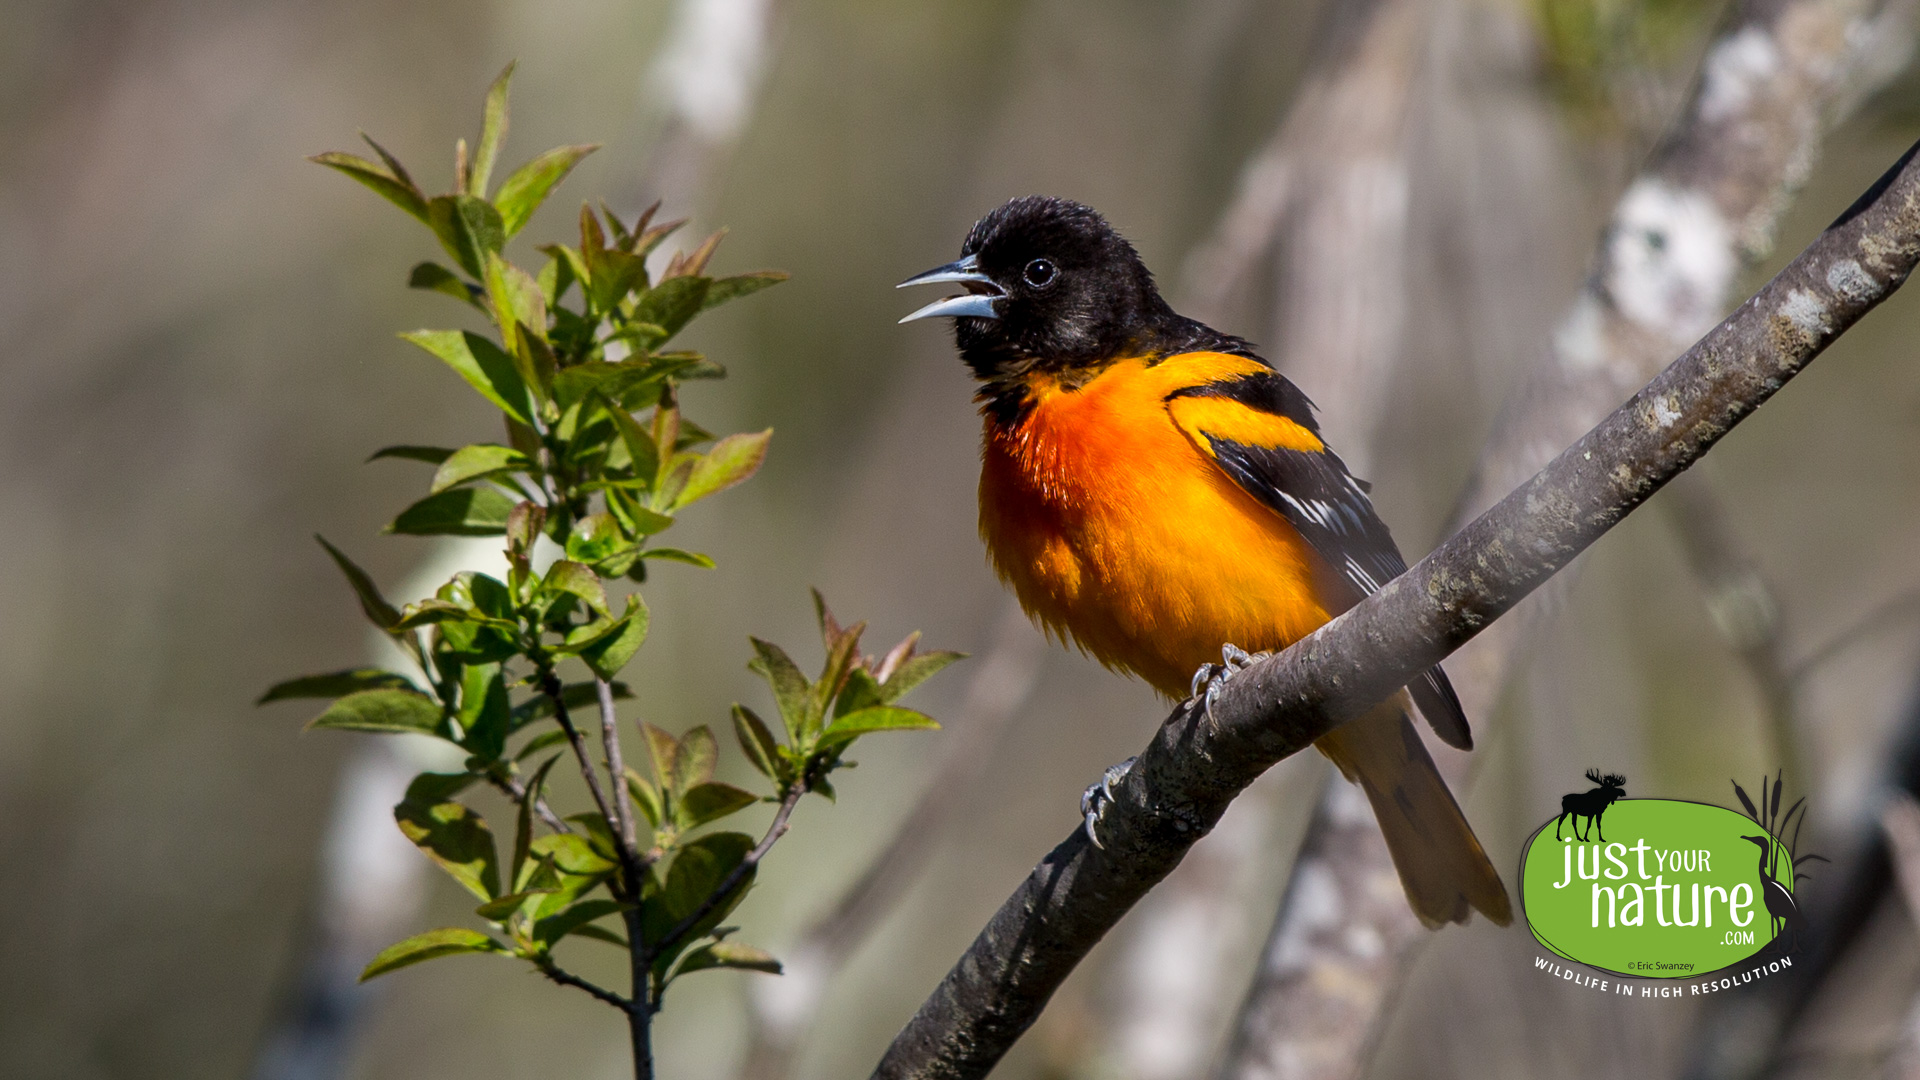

left=1555, top=769, right=1627, bottom=842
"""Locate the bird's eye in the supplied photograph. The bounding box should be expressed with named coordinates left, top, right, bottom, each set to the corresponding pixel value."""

left=1023, top=258, right=1057, bottom=288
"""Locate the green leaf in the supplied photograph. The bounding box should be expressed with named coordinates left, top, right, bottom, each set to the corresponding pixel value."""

left=310, top=150, right=429, bottom=224
left=408, top=262, right=483, bottom=309
left=671, top=727, right=719, bottom=793
left=496, top=144, right=600, bottom=236
left=359, top=928, right=504, bottom=981
left=391, top=598, right=476, bottom=630
left=625, top=767, right=664, bottom=828
left=607, top=320, right=670, bottom=354
left=832, top=668, right=885, bottom=719
left=367, top=444, right=455, bottom=465
left=395, top=799, right=501, bottom=900
left=632, top=276, right=711, bottom=341
left=731, top=705, right=782, bottom=781
left=674, top=940, right=782, bottom=977
left=475, top=887, right=554, bottom=921
left=543, top=560, right=608, bottom=617
left=564, top=513, right=625, bottom=564
left=307, top=689, right=442, bottom=735
left=810, top=618, right=867, bottom=729
left=748, top=638, right=814, bottom=746
left=485, top=251, right=549, bottom=352
left=533, top=898, right=633, bottom=947
left=529, top=832, right=617, bottom=876
left=879, top=650, right=966, bottom=702
left=674, top=429, right=770, bottom=509
left=406, top=771, right=479, bottom=803
left=430, top=444, right=530, bottom=494
left=316, top=536, right=401, bottom=633
left=817, top=706, right=940, bottom=750
left=517, top=322, right=559, bottom=397
left=633, top=213, right=686, bottom=261
left=660, top=832, right=755, bottom=921
left=457, top=663, right=511, bottom=760
left=605, top=403, right=662, bottom=487
left=641, top=547, right=715, bottom=569
left=700, top=270, right=789, bottom=311
left=427, top=194, right=506, bottom=278
left=513, top=754, right=562, bottom=889
left=679, top=782, right=759, bottom=830
left=570, top=811, right=624, bottom=863
left=649, top=832, right=756, bottom=974
left=553, top=360, right=678, bottom=412
left=470, top=61, right=514, bottom=198
left=577, top=595, right=649, bottom=680
left=642, top=723, right=681, bottom=798
left=400, top=329, right=533, bottom=425
left=259, top=669, right=413, bottom=704
left=580, top=208, right=651, bottom=313
left=506, top=500, right=545, bottom=560
left=387, top=487, right=519, bottom=537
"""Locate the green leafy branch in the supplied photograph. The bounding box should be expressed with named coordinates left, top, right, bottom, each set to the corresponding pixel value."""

left=265, top=64, right=957, bottom=1076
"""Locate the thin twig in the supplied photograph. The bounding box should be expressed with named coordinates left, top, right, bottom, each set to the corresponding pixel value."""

left=597, top=677, right=645, bottom=867
left=651, top=781, right=807, bottom=960
left=536, top=666, right=634, bottom=887
left=870, top=132, right=1920, bottom=1080
left=539, top=960, right=636, bottom=1012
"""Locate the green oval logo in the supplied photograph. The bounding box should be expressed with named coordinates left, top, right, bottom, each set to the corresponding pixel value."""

left=1521, top=798, right=1798, bottom=978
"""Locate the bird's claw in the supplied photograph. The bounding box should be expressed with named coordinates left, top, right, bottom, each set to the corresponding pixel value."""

left=1190, top=643, right=1271, bottom=720
left=1080, top=757, right=1137, bottom=849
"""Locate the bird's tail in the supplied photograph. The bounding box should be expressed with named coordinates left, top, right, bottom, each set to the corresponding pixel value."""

left=1315, top=696, right=1512, bottom=928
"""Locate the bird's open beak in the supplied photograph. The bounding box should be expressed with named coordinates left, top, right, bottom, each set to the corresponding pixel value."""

left=896, top=254, right=1003, bottom=323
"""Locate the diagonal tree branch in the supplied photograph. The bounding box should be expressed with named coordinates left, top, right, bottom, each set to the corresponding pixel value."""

left=869, top=132, right=1920, bottom=1080
left=1219, top=1, right=1917, bottom=1075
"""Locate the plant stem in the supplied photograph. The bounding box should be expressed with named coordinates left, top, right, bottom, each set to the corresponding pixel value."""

left=536, top=666, right=624, bottom=857
left=538, top=663, right=655, bottom=1076
left=626, top=905, right=654, bottom=1078
left=596, top=677, right=646, bottom=868
left=539, top=959, right=633, bottom=1011
left=595, top=675, right=657, bottom=1077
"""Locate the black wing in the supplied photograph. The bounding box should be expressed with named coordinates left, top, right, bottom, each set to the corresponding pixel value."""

left=1169, top=370, right=1472, bottom=750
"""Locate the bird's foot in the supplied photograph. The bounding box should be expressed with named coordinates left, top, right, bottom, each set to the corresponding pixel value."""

left=1189, top=643, right=1272, bottom=720
left=1080, top=756, right=1137, bottom=850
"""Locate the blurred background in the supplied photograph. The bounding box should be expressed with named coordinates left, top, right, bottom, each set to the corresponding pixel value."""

left=5, top=0, right=1920, bottom=1078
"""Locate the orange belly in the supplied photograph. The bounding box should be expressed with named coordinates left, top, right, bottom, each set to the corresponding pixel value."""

left=979, top=355, right=1339, bottom=697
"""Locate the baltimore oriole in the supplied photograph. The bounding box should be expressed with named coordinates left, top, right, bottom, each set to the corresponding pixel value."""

left=899, top=195, right=1510, bottom=928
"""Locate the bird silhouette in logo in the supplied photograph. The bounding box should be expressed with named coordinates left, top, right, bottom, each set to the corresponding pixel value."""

left=1555, top=769, right=1626, bottom=842
left=1731, top=771, right=1827, bottom=953
left=1740, top=834, right=1804, bottom=945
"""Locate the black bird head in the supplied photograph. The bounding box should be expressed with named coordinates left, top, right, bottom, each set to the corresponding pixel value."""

left=1741, top=835, right=1772, bottom=851
left=897, top=196, right=1178, bottom=382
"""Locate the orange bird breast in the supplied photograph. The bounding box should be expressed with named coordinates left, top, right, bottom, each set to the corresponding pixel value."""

left=979, top=352, right=1340, bottom=697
